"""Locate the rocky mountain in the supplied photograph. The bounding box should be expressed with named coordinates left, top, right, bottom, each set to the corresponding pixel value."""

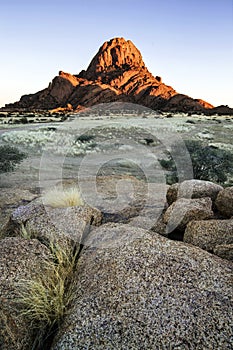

left=2, top=37, right=233, bottom=114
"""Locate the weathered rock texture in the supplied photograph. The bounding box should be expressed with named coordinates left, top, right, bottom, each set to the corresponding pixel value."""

left=3, top=37, right=233, bottom=113
left=215, top=186, right=233, bottom=218
left=2, top=201, right=102, bottom=248
left=1, top=179, right=233, bottom=349
left=166, top=180, right=223, bottom=205
left=184, top=219, right=233, bottom=252
left=52, top=224, right=233, bottom=350
left=213, top=244, right=233, bottom=261
left=163, top=197, right=214, bottom=232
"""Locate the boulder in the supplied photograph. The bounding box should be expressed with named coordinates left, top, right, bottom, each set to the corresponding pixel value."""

left=150, top=212, right=168, bottom=237
left=167, top=180, right=223, bottom=205
left=0, top=237, right=52, bottom=350
left=2, top=202, right=102, bottom=247
left=0, top=187, right=38, bottom=237
left=25, top=205, right=102, bottom=246
left=94, top=175, right=148, bottom=224
left=215, top=186, right=233, bottom=218
left=81, top=174, right=166, bottom=230
left=213, top=244, right=233, bottom=261
left=163, top=197, right=213, bottom=232
left=184, top=219, right=233, bottom=252
left=52, top=224, right=232, bottom=350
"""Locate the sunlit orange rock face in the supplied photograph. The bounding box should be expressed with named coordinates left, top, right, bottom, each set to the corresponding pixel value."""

left=3, top=37, right=232, bottom=113
left=83, top=38, right=145, bottom=78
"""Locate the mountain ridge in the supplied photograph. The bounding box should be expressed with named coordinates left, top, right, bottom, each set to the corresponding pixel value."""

left=2, top=37, right=233, bottom=114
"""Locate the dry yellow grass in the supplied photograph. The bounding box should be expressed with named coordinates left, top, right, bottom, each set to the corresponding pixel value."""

left=19, top=224, right=33, bottom=239
left=16, top=242, right=77, bottom=347
left=43, top=186, right=83, bottom=208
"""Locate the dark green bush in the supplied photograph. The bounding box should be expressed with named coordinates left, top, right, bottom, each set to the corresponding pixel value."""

left=20, top=116, right=28, bottom=124
left=76, top=134, right=95, bottom=143
left=0, top=145, right=26, bottom=173
left=159, top=140, right=233, bottom=185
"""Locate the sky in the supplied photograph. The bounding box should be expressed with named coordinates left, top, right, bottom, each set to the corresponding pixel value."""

left=0, top=0, right=232, bottom=108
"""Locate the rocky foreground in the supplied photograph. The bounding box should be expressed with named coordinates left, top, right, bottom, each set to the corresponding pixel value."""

left=1, top=37, right=233, bottom=115
left=0, top=179, right=232, bottom=349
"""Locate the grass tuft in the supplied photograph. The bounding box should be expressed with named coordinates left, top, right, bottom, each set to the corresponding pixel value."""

left=18, top=224, right=33, bottom=239
left=43, top=186, right=83, bottom=208
left=16, top=242, right=78, bottom=348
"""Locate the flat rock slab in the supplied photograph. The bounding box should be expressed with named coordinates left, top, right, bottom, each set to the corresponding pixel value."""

left=52, top=223, right=233, bottom=350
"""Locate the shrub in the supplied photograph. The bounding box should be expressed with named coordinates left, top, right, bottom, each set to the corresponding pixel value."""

left=76, top=134, right=95, bottom=143
left=20, top=116, right=28, bottom=124
left=159, top=140, right=233, bottom=185
left=43, top=186, right=83, bottom=208
left=0, top=145, right=26, bottom=173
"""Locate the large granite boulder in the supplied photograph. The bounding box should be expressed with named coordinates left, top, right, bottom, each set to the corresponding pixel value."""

left=184, top=219, right=233, bottom=252
left=0, top=237, right=52, bottom=350
left=167, top=180, right=223, bottom=205
left=52, top=224, right=232, bottom=349
left=163, top=197, right=213, bottom=232
left=215, top=186, right=233, bottom=218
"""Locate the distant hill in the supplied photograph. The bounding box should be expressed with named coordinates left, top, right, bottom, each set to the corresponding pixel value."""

left=2, top=37, right=233, bottom=114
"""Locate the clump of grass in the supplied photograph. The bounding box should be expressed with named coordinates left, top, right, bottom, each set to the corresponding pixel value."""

left=17, top=242, right=78, bottom=348
left=18, top=224, right=33, bottom=239
left=43, top=186, right=83, bottom=208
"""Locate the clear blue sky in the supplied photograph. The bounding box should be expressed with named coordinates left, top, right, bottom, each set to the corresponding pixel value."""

left=0, top=0, right=232, bottom=108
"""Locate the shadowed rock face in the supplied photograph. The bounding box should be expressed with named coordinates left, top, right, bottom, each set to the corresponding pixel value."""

left=2, top=37, right=233, bottom=113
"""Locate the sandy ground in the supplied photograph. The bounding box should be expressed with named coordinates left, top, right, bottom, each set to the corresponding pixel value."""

left=0, top=113, right=232, bottom=230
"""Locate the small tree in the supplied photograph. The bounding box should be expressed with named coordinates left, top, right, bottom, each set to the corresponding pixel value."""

left=0, top=145, right=26, bottom=173
left=159, top=140, right=233, bottom=185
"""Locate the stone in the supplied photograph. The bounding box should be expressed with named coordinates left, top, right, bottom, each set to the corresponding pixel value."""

left=0, top=187, right=38, bottom=237
left=215, top=186, right=233, bottom=218
left=184, top=219, right=233, bottom=252
left=2, top=202, right=102, bottom=247
left=163, top=197, right=214, bottom=232
left=150, top=211, right=168, bottom=237
left=51, top=223, right=233, bottom=350
left=0, top=237, right=52, bottom=350
left=213, top=244, right=233, bottom=261
left=27, top=205, right=102, bottom=246
left=80, top=174, right=166, bottom=229
left=167, top=180, right=223, bottom=205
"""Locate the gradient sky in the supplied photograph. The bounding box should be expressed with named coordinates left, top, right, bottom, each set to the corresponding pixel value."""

left=0, top=0, right=232, bottom=108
